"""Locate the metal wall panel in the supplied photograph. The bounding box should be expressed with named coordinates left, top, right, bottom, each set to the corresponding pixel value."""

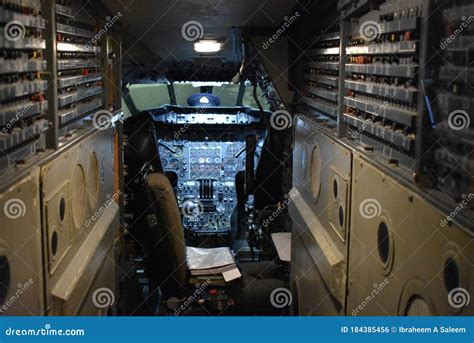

left=41, top=128, right=118, bottom=315
left=0, top=168, right=44, bottom=315
left=347, top=154, right=473, bottom=315
left=290, top=115, right=352, bottom=315
left=76, top=246, right=117, bottom=316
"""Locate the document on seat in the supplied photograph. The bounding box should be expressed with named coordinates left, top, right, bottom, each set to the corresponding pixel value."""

left=222, top=267, right=242, bottom=282
left=186, top=247, right=236, bottom=270
left=189, top=263, right=237, bottom=276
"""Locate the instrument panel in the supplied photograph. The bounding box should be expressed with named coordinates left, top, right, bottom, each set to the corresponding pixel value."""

left=159, top=139, right=251, bottom=233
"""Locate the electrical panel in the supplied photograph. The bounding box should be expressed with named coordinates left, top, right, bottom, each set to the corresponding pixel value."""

left=0, top=0, right=49, bottom=173
left=292, top=0, right=473, bottom=317
left=0, top=0, right=122, bottom=315
left=298, top=0, right=427, bottom=166
left=55, top=0, right=104, bottom=133
left=302, top=31, right=340, bottom=121
left=297, top=0, right=473, bottom=212
left=343, top=1, right=424, bottom=161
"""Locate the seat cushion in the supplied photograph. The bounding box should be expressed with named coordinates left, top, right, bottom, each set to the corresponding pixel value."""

left=146, top=173, right=187, bottom=294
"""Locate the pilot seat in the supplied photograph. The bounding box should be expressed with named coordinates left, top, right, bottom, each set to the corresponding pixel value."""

left=144, top=172, right=286, bottom=315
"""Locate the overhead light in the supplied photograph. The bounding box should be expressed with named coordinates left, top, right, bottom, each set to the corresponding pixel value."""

left=199, top=96, right=210, bottom=104
left=194, top=40, right=222, bottom=53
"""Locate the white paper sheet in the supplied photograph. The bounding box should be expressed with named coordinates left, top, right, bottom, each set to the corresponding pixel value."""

left=186, top=246, right=235, bottom=270
left=222, top=268, right=242, bottom=282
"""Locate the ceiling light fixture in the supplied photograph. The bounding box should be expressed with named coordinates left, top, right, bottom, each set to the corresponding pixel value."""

left=194, top=40, right=222, bottom=53
left=199, top=96, right=210, bottom=104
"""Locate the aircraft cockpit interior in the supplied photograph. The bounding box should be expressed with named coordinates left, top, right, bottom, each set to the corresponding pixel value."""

left=0, top=0, right=472, bottom=322
left=121, top=80, right=293, bottom=315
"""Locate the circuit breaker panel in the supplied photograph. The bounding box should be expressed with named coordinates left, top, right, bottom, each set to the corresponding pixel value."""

left=0, top=0, right=49, bottom=171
